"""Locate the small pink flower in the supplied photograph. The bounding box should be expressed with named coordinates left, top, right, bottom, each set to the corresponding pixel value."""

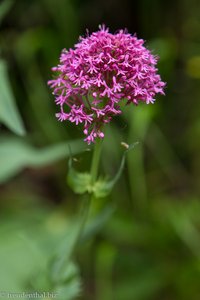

left=48, top=25, right=165, bottom=144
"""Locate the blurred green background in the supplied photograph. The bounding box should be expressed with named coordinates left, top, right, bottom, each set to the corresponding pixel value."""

left=0, top=0, right=200, bottom=299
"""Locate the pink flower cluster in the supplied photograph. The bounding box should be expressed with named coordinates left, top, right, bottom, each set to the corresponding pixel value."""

left=48, top=25, right=165, bottom=144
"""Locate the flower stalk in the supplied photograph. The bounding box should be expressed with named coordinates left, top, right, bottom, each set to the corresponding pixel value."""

left=90, top=138, right=103, bottom=185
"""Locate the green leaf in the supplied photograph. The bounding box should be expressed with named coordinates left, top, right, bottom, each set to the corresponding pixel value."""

left=67, top=142, right=138, bottom=198
left=54, top=262, right=82, bottom=300
left=49, top=195, right=90, bottom=284
left=0, top=60, right=25, bottom=135
left=0, top=211, right=51, bottom=292
left=0, top=232, right=44, bottom=291
left=0, top=204, right=82, bottom=299
left=67, top=168, right=92, bottom=194
left=50, top=221, right=82, bottom=283
left=0, top=136, right=85, bottom=183
left=92, top=178, right=112, bottom=198
left=49, top=220, right=83, bottom=299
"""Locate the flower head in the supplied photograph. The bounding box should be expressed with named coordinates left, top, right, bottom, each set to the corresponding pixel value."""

left=48, top=25, right=165, bottom=144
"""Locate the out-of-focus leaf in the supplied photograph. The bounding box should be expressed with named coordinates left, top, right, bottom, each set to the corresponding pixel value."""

left=0, top=136, right=85, bottom=183
left=127, top=105, right=155, bottom=209
left=50, top=220, right=82, bottom=283
left=128, top=104, right=155, bottom=140
left=0, top=60, right=25, bottom=136
left=81, top=205, right=116, bottom=242
left=42, top=0, right=78, bottom=45
left=49, top=222, right=83, bottom=299
left=114, top=270, right=164, bottom=300
left=93, top=142, right=138, bottom=198
left=96, top=242, right=117, bottom=300
left=0, top=227, right=46, bottom=291
left=0, top=205, right=82, bottom=299
left=167, top=203, right=200, bottom=258
left=54, top=262, right=82, bottom=300
left=148, top=123, right=189, bottom=181
left=50, top=196, right=90, bottom=284
left=0, top=0, right=14, bottom=24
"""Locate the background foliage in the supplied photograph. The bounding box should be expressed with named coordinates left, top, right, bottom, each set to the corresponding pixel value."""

left=0, top=0, right=200, bottom=299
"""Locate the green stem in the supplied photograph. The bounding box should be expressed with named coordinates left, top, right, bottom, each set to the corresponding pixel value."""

left=90, top=138, right=103, bottom=185
left=58, top=138, right=103, bottom=277
left=74, top=138, right=103, bottom=247
left=74, top=194, right=91, bottom=248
